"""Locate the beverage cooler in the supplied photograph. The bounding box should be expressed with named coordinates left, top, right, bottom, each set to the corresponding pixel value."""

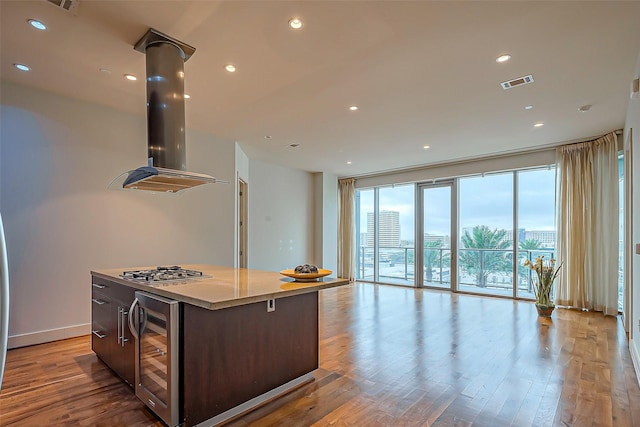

left=129, top=291, right=180, bottom=426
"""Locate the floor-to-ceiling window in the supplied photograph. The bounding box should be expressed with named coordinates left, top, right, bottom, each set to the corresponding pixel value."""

left=458, top=173, right=514, bottom=296
left=378, top=185, right=415, bottom=285
left=356, top=165, right=560, bottom=300
left=619, top=153, right=624, bottom=312
left=356, top=189, right=375, bottom=281
left=516, top=168, right=557, bottom=299
left=355, top=185, right=415, bottom=286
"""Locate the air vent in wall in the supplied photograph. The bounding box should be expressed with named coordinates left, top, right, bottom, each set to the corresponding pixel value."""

left=46, top=0, right=79, bottom=14
left=500, top=74, right=534, bottom=90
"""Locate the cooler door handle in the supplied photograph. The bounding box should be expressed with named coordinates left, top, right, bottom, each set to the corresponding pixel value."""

left=128, top=298, right=139, bottom=340
left=120, top=308, right=129, bottom=346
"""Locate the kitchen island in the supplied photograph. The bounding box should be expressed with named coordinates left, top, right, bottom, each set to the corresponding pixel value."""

left=90, top=265, right=349, bottom=427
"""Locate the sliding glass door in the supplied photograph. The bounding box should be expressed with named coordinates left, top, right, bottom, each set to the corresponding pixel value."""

left=418, top=182, right=454, bottom=289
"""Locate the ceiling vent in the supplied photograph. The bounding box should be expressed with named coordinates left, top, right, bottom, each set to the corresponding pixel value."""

left=500, top=74, right=534, bottom=90
left=45, top=0, right=79, bottom=14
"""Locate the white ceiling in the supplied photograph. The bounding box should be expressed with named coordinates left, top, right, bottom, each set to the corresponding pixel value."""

left=2, top=1, right=639, bottom=178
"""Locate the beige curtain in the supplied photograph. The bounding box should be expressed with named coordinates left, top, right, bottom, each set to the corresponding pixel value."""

left=555, top=132, right=619, bottom=315
left=338, top=178, right=356, bottom=281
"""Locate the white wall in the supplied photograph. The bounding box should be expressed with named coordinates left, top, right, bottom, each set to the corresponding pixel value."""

left=627, top=51, right=640, bottom=378
left=248, top=159, right=315, bottom=271
left=313, top=172, right=338, bottom=272
left=0, top=82, right=236, bottom=347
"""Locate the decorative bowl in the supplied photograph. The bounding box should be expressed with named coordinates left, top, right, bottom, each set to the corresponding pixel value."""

left=279, top=269, right=332, bottom=282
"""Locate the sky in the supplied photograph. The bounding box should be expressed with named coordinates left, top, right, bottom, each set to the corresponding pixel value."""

left=358, top=167, right=557, bottom=241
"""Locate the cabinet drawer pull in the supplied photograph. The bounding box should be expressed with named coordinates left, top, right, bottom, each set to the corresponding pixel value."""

left=117, top=308, right=122, bottom=344
left=92, top=330, right=106, bottom=339
left=92, top=283, right=106, bottom=289
left=91, top=298, right=106, bottom=305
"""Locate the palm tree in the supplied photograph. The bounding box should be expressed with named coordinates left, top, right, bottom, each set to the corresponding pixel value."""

left=519, top=239, right=542, bottom=258
left=459, top=225, right=512, bottom=287
left=518, top=238, right=542, bottom=290
left=424, top=240, right=442, bottom=282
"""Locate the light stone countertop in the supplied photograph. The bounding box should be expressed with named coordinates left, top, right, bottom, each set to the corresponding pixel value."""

left=91, top=264, right=350, bottom=310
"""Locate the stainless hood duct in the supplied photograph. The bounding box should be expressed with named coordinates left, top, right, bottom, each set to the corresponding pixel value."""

left=119, top=28, right=225, bottom=193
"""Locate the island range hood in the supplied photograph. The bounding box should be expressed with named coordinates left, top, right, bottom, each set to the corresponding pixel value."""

left=117, top=28, right=225, bottom=193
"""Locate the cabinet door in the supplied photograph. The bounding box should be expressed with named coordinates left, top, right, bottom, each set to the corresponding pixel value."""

left=91, top=290, right=114, bottom=368
left=112, top=299, right=135, bottom=387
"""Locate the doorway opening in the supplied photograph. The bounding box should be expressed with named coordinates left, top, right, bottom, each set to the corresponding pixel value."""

left=238, top=178, right=247, bottom=268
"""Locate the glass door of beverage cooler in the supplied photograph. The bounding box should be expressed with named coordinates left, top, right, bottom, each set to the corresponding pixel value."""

left=129, top=292, right=180, bottom=426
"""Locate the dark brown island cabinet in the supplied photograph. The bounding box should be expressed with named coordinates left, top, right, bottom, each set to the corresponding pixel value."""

left=91, top=276, right=136, bottom=387
left=91, top=265, right=349, bottom=427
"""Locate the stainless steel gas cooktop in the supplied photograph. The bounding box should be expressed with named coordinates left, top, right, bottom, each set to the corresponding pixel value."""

left=121, top=266, right=208, bottom=286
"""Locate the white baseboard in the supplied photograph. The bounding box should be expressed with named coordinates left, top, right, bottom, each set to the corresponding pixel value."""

left=630, top=338, right=640, bottom=389
left=8, top=323, right=90, bottom=349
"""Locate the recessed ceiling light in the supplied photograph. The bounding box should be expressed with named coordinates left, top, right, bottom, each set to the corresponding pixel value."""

left=534, top=122, right=544, bottom=127
left=289, top=143, right=300, bottom=148
left=99, top=68, right=111, bottom=74
left=496, top=54, right=511, bottom=63
left=264, top=135, right=272, bottom=139
left=423, top=145, right=430, bottom=149
left=124, top=74, right=137, bottom=81
left=184, top=94, right=191, bottom=99
left=224, top=64, right=236, bottom=73
left=289, top=18, right=303, bottom=29
left=349, top=106, right=358, bottom=111
left=524, top=105, right=533, bottom=110
left=578, top=104, right=592, bottom=112
left=28, top=19, right=47, bottom=30
left=14, top=63, right=30, bottom=71
left=347, top=161, right=352, bottom=165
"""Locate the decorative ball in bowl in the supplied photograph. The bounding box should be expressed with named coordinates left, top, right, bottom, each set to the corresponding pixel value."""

left=280, top=264, right=332, bottom=282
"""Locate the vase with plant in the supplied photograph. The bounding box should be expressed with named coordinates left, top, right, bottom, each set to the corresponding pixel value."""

left=523, top=255, right=562, bottom=317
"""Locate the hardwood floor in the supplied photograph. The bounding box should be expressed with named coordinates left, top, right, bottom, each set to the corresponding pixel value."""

left=1, top=283, right=639, bottom=426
